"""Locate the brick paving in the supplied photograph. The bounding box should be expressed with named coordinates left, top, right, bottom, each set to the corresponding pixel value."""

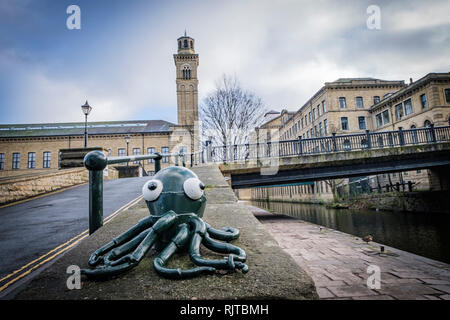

left=248, top=205, right=450, bottom=300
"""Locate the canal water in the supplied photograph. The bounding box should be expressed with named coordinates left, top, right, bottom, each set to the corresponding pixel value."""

left=249, top=200, right=450, bottom=264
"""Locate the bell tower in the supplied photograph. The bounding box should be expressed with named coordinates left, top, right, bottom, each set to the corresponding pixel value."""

left=174, top=32, right=199, bottom=126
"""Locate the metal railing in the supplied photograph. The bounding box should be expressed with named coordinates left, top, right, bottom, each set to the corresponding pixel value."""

left=201, top=124, right=450, bottom=163
left=84, top=124, right=450, bottom=234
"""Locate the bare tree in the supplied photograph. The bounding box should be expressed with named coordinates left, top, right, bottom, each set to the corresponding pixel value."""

left=200, top=74, right=266, bottom=146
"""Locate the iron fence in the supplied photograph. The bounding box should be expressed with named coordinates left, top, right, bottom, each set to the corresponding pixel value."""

left=192, top=124, right=450, bottom=164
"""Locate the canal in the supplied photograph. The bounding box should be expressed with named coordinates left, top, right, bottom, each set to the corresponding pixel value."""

left=249, top=200, right=450, bottom=264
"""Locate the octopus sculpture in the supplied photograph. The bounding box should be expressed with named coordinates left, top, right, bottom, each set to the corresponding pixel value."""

left=81, top=166, right=248, bottom=279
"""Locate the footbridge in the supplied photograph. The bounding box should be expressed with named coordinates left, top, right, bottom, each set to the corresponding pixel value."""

left=191, top=125, right=450, bottom=189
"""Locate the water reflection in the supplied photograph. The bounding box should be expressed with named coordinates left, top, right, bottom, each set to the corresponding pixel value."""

left=250, top=200, right=450, bottom=264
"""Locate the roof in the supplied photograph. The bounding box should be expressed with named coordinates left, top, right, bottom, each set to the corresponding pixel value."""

left=370, top=72, right=450, bottom=112
left=0, top=120, right=176, bottom=138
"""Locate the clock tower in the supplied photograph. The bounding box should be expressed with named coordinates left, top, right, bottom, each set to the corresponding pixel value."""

left=174, top=32, right=199, bottom=127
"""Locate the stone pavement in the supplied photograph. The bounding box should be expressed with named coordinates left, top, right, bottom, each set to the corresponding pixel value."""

left=248, top=205, right=450, bottom=300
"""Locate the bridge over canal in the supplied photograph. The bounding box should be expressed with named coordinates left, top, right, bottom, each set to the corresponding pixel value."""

left=197, top=125, right=450, bottom=189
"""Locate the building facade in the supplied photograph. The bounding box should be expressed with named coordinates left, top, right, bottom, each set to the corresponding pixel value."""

left=248, top=72, right=450, bottom=203
left=0, top=33, right=200, bottom=178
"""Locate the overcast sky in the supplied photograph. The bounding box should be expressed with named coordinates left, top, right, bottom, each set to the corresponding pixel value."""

left=1, top=0, right=449, bottom=125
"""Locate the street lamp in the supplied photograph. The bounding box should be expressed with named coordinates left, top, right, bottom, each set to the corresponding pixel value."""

left=125, top=135, right=130, bottom=166
left=81, top=100, right=92, bottom=148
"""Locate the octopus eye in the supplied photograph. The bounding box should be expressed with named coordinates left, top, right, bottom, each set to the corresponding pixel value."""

left=183, top=178, right=204, bottom=200
left=142, top=179, right=163, bottom=201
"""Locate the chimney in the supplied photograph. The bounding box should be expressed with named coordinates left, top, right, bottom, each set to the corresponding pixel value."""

left=409, top=78, right=413, bottom=85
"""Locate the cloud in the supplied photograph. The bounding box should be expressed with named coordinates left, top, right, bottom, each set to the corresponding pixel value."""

left=0, top=0, right=449, bottom=124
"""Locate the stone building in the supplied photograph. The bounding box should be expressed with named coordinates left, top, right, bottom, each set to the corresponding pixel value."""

left=0, top=33, right=200, bottom=178
left=248, top=72, right=450, bottom=203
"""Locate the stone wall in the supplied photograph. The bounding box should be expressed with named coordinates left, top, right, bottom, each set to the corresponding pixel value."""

left=347, top=191, right=450, bottom=213
left=0, top=167, right=118, bottom=205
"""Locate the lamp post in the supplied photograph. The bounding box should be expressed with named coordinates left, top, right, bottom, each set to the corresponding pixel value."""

left=125, top=135, right=130, bottom=166
left=81, top=100, right=92, bottom=148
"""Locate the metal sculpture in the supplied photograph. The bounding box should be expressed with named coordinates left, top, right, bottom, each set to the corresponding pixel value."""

left=81, top=166, right=248, bottom=279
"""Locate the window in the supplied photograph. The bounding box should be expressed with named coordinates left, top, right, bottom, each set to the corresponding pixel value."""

left=341, top=117, right=349, bottom=130
left=309, top=111, right=311, bottom=123
left=382, top=110, right=390, bottom=125
left=147, top=147, right=155, bottom=163
left=343, top=139, right=351, bottom=150
left=322, top=100, right=327, bottom=113
left=28, top=152, right=36, bottom=169
left=324, top=119, right=328, bottom=135
left=361, top=139, right=368, bottom=149
left=183, top=39, right=188, bottom=48
left=118, top=148, right=126, bottom=157
left=404, top=98, right=413, bottom=115
left=180, top=146, right=187, bottom=154
left=304, top=115, right=308, bottom=126
left=445, top=89, right=450, bottom=103
left=182, top=66, right=191, bottom=80
left=301, top=118, right=304, bottom=129
left=0, top=153, right=4, bottom=170
left=376, top=113, right=383, bottom=128
left=43, top=152, right=51, bottom=168
left=133, top=148, right=141, bottom=164
left=358, top=117, right=366, bottom=130
left=317, top=105, right=321, bottom=117
left=162, top=147, right=169, bottom=163
left=339, top=97, right=347, bottom=109
left=420, top=94, right=428, bottom=109
left=373, top=96, right=380, bottom=104
left=12, top=153, right=20, bottom=169
left=319, top=122, right=323, bottom=136
left=356, top=97, right=364, bottom=108
left=395, top=103, right=404, bottom=120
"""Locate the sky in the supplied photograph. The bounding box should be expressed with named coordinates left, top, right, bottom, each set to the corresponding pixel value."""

left=0, top=0, right=449, bottom=125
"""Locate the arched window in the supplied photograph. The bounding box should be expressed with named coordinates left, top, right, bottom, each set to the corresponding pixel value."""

left=184, top=39, right=188, bottom=48
left=178, top=41, right=181, bottom=49
left=424, top=120, right=433, bottom=142
left=190, top=40, right=193, bottom=48
left=182, top=65, right=191, bottom=79
left=410, top=125, right=418, bottom=144
left=378, top=136, right=384, bottom=148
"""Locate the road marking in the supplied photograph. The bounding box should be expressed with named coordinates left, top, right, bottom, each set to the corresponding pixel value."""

left=0, top=194, right=143, bottom=293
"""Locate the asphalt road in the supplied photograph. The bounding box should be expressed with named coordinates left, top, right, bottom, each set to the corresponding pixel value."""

left=0, top=176, right=149, bottom=282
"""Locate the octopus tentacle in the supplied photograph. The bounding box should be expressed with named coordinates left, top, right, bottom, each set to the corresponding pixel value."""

left=88, top=215, right=160, bottom=267
left=203, top=233, right=247, bottom=263
left=103, top=228, right=151, bottom=265
left=188, top=217, right=247, bottom=273
left=205, top=223, right=240, bottom=242
left=153, top=223, right=216, bottom=279
left=81, top=211, right=177, bottom=279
